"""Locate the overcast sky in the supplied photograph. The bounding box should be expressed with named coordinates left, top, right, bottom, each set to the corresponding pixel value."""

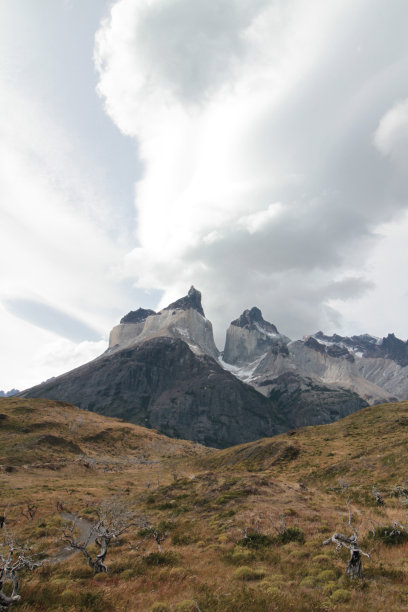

left=1, top=0, right=408, bottom=391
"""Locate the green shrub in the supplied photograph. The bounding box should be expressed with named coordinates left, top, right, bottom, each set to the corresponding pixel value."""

left=232, top=566, right=267, bottom=581
left=276, top=527, right=305, bottom=545
left=61, top=589, right=76, bottom=604
left=237, top=532, right=274, bottom=549
left=372, top=525, right=408, bottom=546
left=317, top=569, right=337, bottom=582
left=227, top=547, right=254, bottom=564
left=169, top=566, right=190, bottom=580
left=150, top=603, right=169, bottom=612
left=265, top=586, right=281, bottom=598
left=299, top=576, right=315, bottom=587
left=79, top=591, right=105, bottom=611
left=174, top=600, right=197, bottom=611
left=143, top=551, right=178, bottom=566
left=172, top=532, right=195, bottom=545
left=120, top=568, right=136, bottom=580
left=331, top=589, right=351, bottom=603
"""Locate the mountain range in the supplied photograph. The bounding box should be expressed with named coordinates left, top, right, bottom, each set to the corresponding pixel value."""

left=19, top=286, right=408, bottom=447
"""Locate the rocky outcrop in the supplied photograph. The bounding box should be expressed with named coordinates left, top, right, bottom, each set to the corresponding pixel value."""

left=164, top=286, right=205, bottom=317
left=19, top=337, right=288, bottom=449
left=314, top=331, right=408, bottom=366
left=223, top=307, right=289, bottom=366
left=261, top=372, right=368, bottom=428
left=120, top=308, right=156, bottom=324
left=109, top=287, right=219, bottom=360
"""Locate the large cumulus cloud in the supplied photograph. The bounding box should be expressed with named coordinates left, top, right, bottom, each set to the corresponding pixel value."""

left=95, top=0, right=408, bottom=342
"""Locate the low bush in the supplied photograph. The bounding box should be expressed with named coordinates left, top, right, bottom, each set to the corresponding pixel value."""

left=275, top=526, right=305, bottom=545
left=174, top=600, right=198, bottom=611
left=237, top=532, right=274, bottom=549
left=79, top=591, right=106, bottom=611
left=143, top=551, right=178, bottom=566
left=372, top=525, right=408, bottom=546
left=317, top=569, right=337, bottom=582
left=232, top=566, right=267, bottom=581
left=331, top=588, right=351, bottom=603
left=172, top=532, right=196, bottom=546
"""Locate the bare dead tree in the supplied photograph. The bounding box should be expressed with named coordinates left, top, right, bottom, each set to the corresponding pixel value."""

left=0, top=532, right=41, bottom=609
left=323, top=502, right=370, bottom=578
left=137, top=520, right=168, bottom=552
left=62, top=500, right=140, bottom=574
left=20, top=504, right=37, bottom=521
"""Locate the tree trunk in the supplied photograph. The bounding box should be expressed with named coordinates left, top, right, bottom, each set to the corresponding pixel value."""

left=346, top=548, right=362, bottom=579
left=93, top=537, right=109, bottom=573
left=0, top=571, right=21, bottom=609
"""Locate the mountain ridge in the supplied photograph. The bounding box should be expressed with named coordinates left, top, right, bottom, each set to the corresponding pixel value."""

left=18, top=287, right=408, bottom=448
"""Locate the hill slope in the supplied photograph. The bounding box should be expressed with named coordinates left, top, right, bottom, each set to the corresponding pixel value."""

left=2, top=398, right=408, bottom=610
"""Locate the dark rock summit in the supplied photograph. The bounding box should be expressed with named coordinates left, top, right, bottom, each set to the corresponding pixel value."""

left=164, top=286, right=205, bottom=317
left=304, top=336, right=354, bottom=361
left=120, top=308, right=156, bottom=324
left=231, top=307, right=278, bottom=335
left=381, top=334, right=408, bottom=367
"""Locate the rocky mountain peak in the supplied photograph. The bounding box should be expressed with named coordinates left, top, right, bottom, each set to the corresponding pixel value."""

left=381, top=333, right=408, bottom=367
left=313, top=330, right=408, bottom=366
left=231, top=307, right=278, bottom=335
left=304, top=336, right=326, bottom=353
left=120, top=308, right=156, bottom=324
left=164, top=286, right=205, bottom=317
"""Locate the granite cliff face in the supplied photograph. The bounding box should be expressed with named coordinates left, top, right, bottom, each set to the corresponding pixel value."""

left=221, top=308, right=368, bottom=421
left=223, top=307, right=290, bottom=366
left=109, top=286, right=219, bottom=361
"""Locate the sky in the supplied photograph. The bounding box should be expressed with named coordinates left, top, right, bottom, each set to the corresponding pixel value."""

left=1, top=0, right=408, bottom=391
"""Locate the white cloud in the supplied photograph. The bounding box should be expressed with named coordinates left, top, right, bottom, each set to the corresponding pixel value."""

left=94, top=0, right=408, bottom=342
left=0, top=304, right=107, bottom=391
left=0, top=83, right=125, bottom=328
left=0, top=80, right=133, bottom=389
left=374, top=98, right=408, bottom=166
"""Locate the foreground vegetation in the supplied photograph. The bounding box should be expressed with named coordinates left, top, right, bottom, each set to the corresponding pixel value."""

left=1, top=397, right=408, bottom=610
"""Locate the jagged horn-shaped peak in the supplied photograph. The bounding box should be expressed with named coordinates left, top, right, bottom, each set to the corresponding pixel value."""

left=163, top=286, right=205, bottom=317
left=120, top=308, right=156, bottom=324
left=231, top=306, right=278, bottom=334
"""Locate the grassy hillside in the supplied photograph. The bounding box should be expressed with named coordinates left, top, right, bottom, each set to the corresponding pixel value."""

left=1, top=398, right=408, bottom=610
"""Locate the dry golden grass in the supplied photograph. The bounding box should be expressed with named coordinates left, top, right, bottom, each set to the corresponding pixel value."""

left=2, top=398, right=408, bottom=610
